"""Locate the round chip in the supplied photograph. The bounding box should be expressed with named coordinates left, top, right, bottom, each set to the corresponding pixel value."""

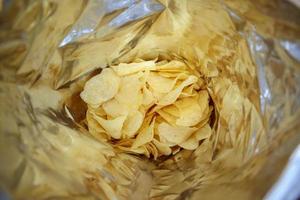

left=80, top=68, right=120, bottom=107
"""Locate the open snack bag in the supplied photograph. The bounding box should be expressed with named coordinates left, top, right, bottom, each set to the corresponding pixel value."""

left=0, top=0, right=300, bottom=199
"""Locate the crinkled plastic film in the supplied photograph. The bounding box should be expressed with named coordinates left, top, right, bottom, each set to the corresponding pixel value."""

left=0, top=0, right=300, bottom=199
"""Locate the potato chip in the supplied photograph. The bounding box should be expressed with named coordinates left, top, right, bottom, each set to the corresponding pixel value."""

left=123, top=110, right=144, bottom=138
left=147, top=72, right=177, bottom=93
left=180, top=85, right=196, bottom=98
left=198, top=90, right=210, bottom=110
left=102, top=99, right=129, bottom=118
left=179, top=124, right=212, bottom=150
left=115, top=138, right=134, bottom=147
left=134, top=146, right=148, bottom=155
left=195, top=108, right=211, bottom=128
left=118, top=145, right=145, bottom=154
left=156, top=109, right=177, bottom=125
left=148, top=88, right=165, bottom=102
left=162, top=105, right=180, bottom=117
left=88, top=105, right=107, bottom=117
left=158, top=75, right=198, bottom=106
left=93, top=114, right=127, bottom=139
left=111, top=61, right=156, bottom=76
left=176, top=73, right=191, bottom=81
left=143, top=145, right=150, bottom=158
left=174, top=97, right=204, bottom=126
left=142, top=86, right=155, bottom=106
left=158, top=122, right=197, bottom=145
left=86, top=110, right=108, bottom=141
left=195, top=124, right=212, bottom=140
left=147, top=142, right=158, bottom=159
left=115, top=73, right=143, bottom=111
left=156, top=60, right=186, bottom=71
left=158, top=71, right=189, bottom=79
left=80, top=68, right=120, bottom=107
left=178, top=134, right=199, bottom=150
left=131, top=117, right=155, bottom=149
left=152, top=139, right=172, bottom=156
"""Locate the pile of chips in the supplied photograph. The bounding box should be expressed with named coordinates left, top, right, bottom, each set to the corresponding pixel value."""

left=81, top=60, right=213, bottom=159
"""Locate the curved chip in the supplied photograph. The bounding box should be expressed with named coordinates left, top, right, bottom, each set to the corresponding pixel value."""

left=158, top=75, right=198, bottom=106
left=152, top=139, right=172, bottom=156
left=156, top=109, right=177, bottom=125
left=198, top=90, right=210, bottom=110
left=123, top=110, right=144, bottom=138
left=158, top=122, right=197, bottom=145
left=131, top=118, right=155, bottom=149
left=111, top=61, right=156, bottom=76
left=156, top=60, right=186, bottom=71
left=88, top=105, right=107, bottom=117
left=102, top=99, right=129, bottom=118
left=174, top=97, right=204, bottom=126
left=179, top=134, right=199, bottom=150
left=147, top=143, right=158, bottom=159
left=195, top=124, right=212, bottom=140
left=147, top=72, right=177, bottom=93
left=115, top=73, right=143, bottom=111
left=80, top=68, right=120, bottom=107
left=86, top=110, right=108, bottom=141
left=178, top=123, right=211, bottom=150
left=142, top=85, right=156, bottom=107
left=93, top=114, right=127, bottom=139
left=162, top=105, right=180, bottom=117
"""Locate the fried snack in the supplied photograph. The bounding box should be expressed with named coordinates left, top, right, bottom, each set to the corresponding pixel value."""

left=81, top=60, right=212, bottom=158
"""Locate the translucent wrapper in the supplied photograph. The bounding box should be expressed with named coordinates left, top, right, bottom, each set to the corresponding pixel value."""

left=0, top=0, right=300, bottom=199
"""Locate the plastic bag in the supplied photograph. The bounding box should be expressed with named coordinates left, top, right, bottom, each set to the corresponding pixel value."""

left=0, top=0, right=299, bottom=199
